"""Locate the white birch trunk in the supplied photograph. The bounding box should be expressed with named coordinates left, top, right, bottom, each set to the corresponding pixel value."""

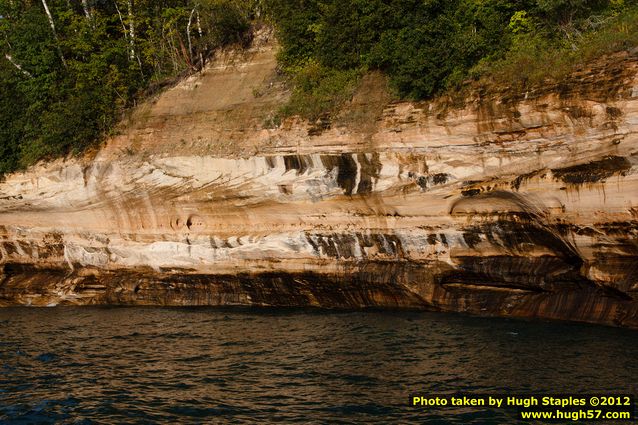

left=113, top=0, right=127, bottom=34
left=187, top=6, right=197, bottom=65
left=113, top=0, right=133, bottom=62
left=127, top=0, right=135, bottom=61
left=4, top=54, right=33, bottom=78
left=196, top=10, right=203, bottom=37
left=81, top=0, right=92, bottom=20
left=196, top=9, right=204, bottom=68
left=40, top=0, right=67, bottom=68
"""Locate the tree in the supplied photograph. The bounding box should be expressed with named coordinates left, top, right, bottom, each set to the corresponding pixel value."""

left=0, top=0, right=257, bottom=174
left=40, top=0, right=67, bottom=67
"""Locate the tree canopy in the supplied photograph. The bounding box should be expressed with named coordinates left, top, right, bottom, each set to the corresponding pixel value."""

left=267, top=0, right=634, bottom=100
left=0, top=0, right=255, bottom=173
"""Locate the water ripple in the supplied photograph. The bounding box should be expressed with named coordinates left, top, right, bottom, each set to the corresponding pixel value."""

left=0, top=308, right=636, bottom=424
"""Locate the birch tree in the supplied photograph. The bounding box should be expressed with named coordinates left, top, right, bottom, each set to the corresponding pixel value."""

left=196, top=9, right=204, bottom=68
left=81, top=0, right=92, bottom=21
left=40, top=0, right=66, bottom=67
left=187, top=4, right=198, bottom=66
left=127, top=0, right=135, bottom=61
left=4, top=53, right=32, bottom=78
left=113, top=0, right=134, bottom=61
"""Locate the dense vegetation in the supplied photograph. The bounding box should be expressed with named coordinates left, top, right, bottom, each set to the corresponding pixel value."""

left=1, top=0, right=637, bottom=174
left=267, top=0, right=638, bottom=119
left=0, top=0, right=258, bottom=173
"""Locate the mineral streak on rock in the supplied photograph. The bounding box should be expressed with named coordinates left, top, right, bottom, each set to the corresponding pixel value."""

left=1, top=31, right=637, bottom=327
left=551, top=156, right=632, bottom=185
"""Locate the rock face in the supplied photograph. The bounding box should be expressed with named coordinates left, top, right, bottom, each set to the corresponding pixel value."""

left=1, top=31, right=637, bottom=327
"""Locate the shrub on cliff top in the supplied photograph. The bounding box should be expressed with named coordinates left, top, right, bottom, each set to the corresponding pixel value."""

left=475, top=4, right=638, bottom=89
left=267, top=0, right=638, bottom=118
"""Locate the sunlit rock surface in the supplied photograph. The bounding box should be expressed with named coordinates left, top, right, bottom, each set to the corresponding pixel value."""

left=1, top=31, right=637, bottom=327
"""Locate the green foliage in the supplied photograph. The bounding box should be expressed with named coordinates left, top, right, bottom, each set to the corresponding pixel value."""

left=509, top=11, right=535, bottom=34
left=476, top=3, right=638, bottom=89
left=279, top=61, right=362, bottom=120
left=268, top=0, right=529, bottom=100
left=267, top=0, right=638, bottom=117
left=533, top=0, right=610, bottom=25
left=0, top=0, right=255, bottom=174
left=263, top=0, right=320, bottom=71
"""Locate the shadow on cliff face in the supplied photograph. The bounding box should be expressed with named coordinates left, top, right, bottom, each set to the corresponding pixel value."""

left=1, top=259, right=636, bottom=328
left=446, top=190, right=633, bottom=304
left=0, top=263, right=431, bottom=310
left=591, top=223, right=638, bottom=294
left=431, top=192, right=638, bottom=327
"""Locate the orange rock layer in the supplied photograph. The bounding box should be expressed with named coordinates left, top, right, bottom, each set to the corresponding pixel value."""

left=1, top=31, right=637, bottom=327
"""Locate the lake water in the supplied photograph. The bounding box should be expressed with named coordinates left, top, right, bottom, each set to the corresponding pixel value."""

left=0, top=308, right=636, bottom=424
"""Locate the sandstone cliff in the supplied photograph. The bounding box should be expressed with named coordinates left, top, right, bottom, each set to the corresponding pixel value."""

left=1, top=30, right=637, bottom=328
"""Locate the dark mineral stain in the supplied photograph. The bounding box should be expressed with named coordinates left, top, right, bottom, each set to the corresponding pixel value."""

left=565, top=105, right=592, bottom=119
left=355, top=233, right=378, bottom=253
left=305, top=234, right=319, bottom=255
left=512, top=169, right=546, bottom=191
left=279, top=184, right=293, bottom=195
left=38, top=232, right=64, bottom=259
left=464, top=216, right=582, bottom=267
left=2, top=242, right=18, bottom=256
left=559, top=225, right=600, bottom=238
left=305, top=232, right=404, bottom=259
left=2, top=262, right=27, bottom=275
left=551, top=156, right=631, bottom=185
left=0, top=263, right=429, bottom=310
left=606, top=106, right=622, bottom=119
left=462, top=232, right=482, bottom=249
left=441, top=255, right=593, bottom=293
left=284, top=155, right=308, bottom=175
left=1, top=258, right=637, bottom=327
left=308, top=234, right=338, bottom=258
left=432, top=173, right=450, bottom=185
left=383, top=234, right=405, bottom=257
left=356, top=153, right=382, bottom=194
left=265, top=156, right=277, bottom=169
left=450, top=191, right=547, bottom=218
left=596, top=221, right=638, bottom=236
left=462, top=189, right=481, bottom=197
left=451, top=191, right=585, bottom=288
left=322, top=154, right=358, bottom=196
left=334, top=234, right=359, bottom=259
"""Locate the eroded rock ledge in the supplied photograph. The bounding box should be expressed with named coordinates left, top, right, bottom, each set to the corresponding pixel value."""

left=1, top=32, right=637, bottom=327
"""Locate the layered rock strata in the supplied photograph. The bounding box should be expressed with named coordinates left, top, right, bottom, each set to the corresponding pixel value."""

left=1, top=32, right=637, bottom=327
